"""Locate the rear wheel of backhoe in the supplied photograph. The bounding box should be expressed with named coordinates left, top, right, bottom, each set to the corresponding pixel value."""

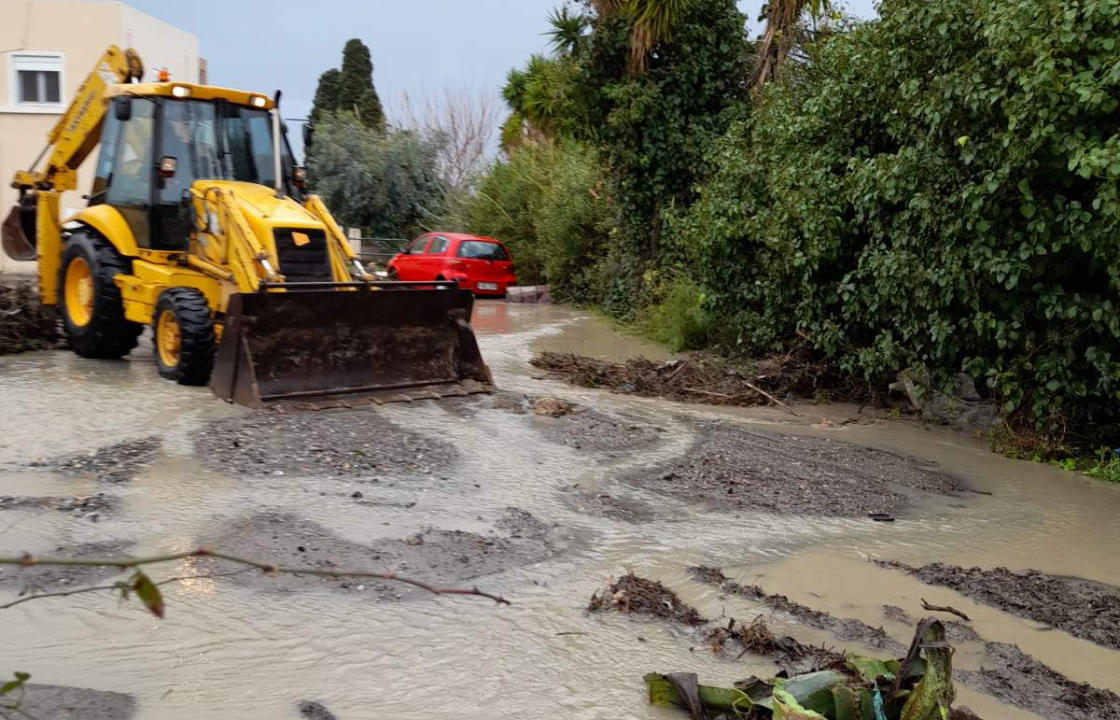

left=58, top=230, right=142, bottom=358
left=153, top=288, right=215, bottom=385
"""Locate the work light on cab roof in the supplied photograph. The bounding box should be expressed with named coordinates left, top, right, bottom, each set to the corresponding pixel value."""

left=2, top=45, right=492, bottom=409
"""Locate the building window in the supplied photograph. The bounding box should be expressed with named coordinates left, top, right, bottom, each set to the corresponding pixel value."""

left=10, top=53, right=63, bottom=106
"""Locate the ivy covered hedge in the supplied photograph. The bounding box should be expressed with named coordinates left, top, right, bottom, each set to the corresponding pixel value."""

left=676, top=0, right=1120, bottom=437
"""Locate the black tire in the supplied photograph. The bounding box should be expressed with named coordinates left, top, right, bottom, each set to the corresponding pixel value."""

left=57, top=230, right=143, bottom=358
left=387, top=267, right=400, bottom=280
left=152, top=288, right=216, bottom=385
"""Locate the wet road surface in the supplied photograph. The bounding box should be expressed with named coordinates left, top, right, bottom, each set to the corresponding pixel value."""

left=1, top=301, right=1119, bottom=719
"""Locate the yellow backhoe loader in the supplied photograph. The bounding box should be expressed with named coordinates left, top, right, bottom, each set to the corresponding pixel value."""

left=2, top=46, right=491, bottom=408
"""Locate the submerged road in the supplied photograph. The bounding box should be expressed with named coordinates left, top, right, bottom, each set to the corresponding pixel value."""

left=1, top=302, right=1118, bottom=720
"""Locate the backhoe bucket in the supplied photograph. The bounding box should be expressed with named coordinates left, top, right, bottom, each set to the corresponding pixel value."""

left=2, top=200, right=37, bottom=262
left=210, top=286, right=493, bottom=409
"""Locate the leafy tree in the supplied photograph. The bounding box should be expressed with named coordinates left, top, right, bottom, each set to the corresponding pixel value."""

left=679, top=0, right=1120, bottom=442
left=310, top=39, right=385, bottom=132
left=307, top=112, right=444, bottom=237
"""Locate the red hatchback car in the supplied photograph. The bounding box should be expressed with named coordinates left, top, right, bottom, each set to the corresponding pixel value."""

left=387, top=233, right=517, bottom=296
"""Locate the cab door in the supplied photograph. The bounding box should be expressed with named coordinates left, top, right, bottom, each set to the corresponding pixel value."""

left=104, top=97, right=157, bottom=249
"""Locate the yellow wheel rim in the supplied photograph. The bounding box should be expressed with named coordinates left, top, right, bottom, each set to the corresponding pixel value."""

left=64, top=257, right=94, bottom=327
left=156, top=309, right=181, bottom=368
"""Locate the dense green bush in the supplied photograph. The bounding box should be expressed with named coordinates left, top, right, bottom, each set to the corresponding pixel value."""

left=678, top=0, right=1120, bottom=437
left=307, top=112, right=445, bottom=238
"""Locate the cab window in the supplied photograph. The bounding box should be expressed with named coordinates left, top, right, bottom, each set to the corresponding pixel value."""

left=105, top=98, right=156, bottom=207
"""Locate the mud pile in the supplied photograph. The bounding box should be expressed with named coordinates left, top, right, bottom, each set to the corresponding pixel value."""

left=0, top=281, right=57, bottom=355
left=198, top=509, right=555, bottom=598
left=566, top=489, right=654, bottom=523
left=629, top=425, right=963, bottom=516
left=880, top=561, right=1120, bottom=650
left=33, top=437, right=161, bottom=484
left=16, top=684, right=135, bottom=720
left=194, top=410, right=457, bottom=479
left=0, top=493, right=114, bottom=521
left=534, top=407, right=663, bottom=454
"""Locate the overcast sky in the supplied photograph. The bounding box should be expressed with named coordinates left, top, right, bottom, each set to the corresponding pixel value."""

left=122, top=0, right=877, bottom=153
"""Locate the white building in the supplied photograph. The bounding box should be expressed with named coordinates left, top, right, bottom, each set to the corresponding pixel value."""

left=0, top=0, right=200, bottom=273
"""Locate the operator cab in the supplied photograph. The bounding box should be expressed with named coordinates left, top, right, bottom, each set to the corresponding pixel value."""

left=90, top=84, right=303, bottom=252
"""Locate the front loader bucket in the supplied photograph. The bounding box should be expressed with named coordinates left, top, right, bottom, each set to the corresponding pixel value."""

left=210, top=287, right=493, bottom=409
left=2, top=201, right=37, bottom=262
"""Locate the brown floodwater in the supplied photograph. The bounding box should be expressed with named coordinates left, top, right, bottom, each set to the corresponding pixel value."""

left=0, top=301, right=1117, bottom=719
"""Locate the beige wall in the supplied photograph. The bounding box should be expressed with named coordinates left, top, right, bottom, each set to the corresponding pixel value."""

left=0, top=0, right=199, bottom=273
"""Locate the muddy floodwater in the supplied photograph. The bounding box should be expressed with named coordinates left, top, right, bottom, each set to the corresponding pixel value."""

left=2, top=302, right=1119, bottom=720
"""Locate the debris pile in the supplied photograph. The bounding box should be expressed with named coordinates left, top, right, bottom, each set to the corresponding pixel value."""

left=706, top=616, right=843, bottom=670
left=531, top=345, right=856, bottom=409
left=588, top=572, right=705, bottom=626
left=0, top=282, right=57, bottom=355
left=647, top=619, right=958, bottom=720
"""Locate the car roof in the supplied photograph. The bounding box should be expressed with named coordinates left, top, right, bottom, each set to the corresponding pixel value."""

left=427, top=232, right=502, bottom=244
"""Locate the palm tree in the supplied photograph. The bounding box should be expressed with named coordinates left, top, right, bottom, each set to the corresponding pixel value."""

left=546, top=6, right=589, bottom=57
left=592, top=0, right=695, bottom=73
left=749, top=0, right=832, bottom=91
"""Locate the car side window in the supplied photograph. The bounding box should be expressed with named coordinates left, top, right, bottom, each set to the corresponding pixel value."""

left=428, top=236, right=450, bottom=255
left=407, top=236, right=430, bottom=255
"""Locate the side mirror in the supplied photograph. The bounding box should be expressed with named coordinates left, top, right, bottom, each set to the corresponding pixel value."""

left=115, top=97, right=132, bottom=121
left=158, top=156, right=177, bottom=179
left=302, top=123, right=313, bottom=148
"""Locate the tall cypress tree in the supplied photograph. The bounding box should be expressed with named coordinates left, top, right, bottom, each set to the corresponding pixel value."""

left=309, top=39, right=386, bottom=133
left=309, top=68, right=341, bottom=124
left=337, top=39, right=385, bottom=132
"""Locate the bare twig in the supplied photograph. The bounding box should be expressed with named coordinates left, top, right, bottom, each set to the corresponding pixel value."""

left=0, top=548, right=510, bottom=606
left=0, top=569, right=251, bottom=610
left=921, top=598, right=971, bottom=622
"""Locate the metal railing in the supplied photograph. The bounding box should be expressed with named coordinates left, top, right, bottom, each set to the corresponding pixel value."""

left=356, top=237, right=408, bottom=266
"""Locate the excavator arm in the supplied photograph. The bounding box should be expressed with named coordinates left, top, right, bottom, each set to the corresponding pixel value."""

left=3, top=46, right=143, bottom=303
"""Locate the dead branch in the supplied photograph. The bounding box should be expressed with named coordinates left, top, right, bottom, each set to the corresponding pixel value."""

left=921, top=598, right=971, bottom=622
left=0, top=548, right=510, bottom=606
left=0, top=569, right=252, bottom=610
left=742, top=380, right=801, bottom=417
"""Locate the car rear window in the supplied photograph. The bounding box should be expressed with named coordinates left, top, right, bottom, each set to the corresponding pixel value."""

left=457, top=240, right=508, bottom=260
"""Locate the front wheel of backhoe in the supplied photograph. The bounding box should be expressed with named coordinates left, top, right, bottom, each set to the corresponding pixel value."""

left=57, top=231, right=143, bottom=358
left=153, top=288, right=216, bottom=385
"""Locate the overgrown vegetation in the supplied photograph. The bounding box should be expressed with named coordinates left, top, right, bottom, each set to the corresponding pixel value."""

left=452, top=0, right=1120, bottom=452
